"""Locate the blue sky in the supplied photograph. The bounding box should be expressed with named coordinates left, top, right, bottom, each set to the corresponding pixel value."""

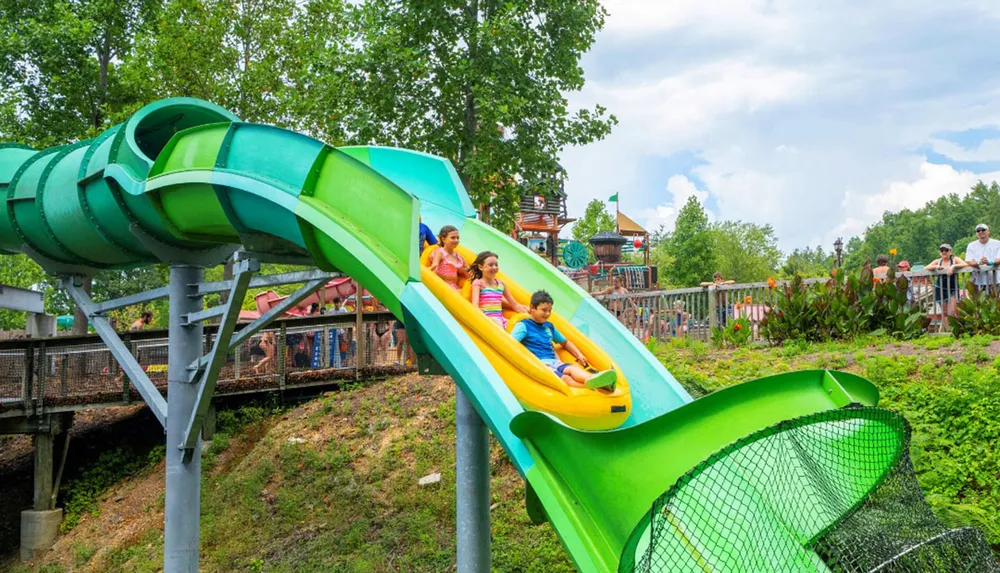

left=559, top=1, right=1000, bottom=251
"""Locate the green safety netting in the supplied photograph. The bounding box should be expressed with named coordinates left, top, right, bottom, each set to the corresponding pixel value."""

left=622, top=407, right=999, bottom=573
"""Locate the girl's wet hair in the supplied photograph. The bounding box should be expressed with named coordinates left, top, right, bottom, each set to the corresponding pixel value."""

left=438, top=225, right=459, bottom=243
left=469, top=250, right=498, bottom=281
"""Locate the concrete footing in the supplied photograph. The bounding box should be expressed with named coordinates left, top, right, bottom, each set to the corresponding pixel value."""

left=20, top=508, right=62, bottom=561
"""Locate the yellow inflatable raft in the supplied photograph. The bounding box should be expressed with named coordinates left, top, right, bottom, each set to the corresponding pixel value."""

left=421, top=245, right=631, bottom=430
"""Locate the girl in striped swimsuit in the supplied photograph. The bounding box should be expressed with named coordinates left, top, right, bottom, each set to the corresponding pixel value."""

left=470, top=251, right=529, bottom=329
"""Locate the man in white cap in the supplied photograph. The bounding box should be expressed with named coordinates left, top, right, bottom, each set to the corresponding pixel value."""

left=965, top=223, right=1000, bottom=295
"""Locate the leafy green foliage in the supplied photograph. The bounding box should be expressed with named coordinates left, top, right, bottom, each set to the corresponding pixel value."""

left=662, top=196, right=715, bottom=286
left=0, top=0, right=160, bottom=145
left=781, top=245, right=836, bottom=279
left=60, top=445, right=166, bottom=532
left=710, top=220, right=782, bottom=283
left=651, top=336, right=1000, bottom=549
left=350, top=0, right=616, bottom=231
left=845, top=181, right=1000, bottom=272
left=571, top=199, right=615, bottom=262
left=711, top=315, right=753, bottom=348
left=761, top=264, right=929, bottom=343
left=952, top=284, right=1000, bottom=336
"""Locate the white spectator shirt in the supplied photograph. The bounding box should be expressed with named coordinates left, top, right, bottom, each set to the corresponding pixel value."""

left=964, top=238, right=1000, bottom=285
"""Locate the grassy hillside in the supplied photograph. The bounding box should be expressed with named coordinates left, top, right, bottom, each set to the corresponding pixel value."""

left=11, top=335, right=1000, bottom=571
left=12, top=375, right=573, bottom=573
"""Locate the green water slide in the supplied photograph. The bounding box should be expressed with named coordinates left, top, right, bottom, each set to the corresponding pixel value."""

left=0, top=99, right=974, bottom=571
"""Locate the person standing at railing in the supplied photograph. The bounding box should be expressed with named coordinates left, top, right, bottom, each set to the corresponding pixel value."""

left=965, top=224, right=1000, bottom=296
left=873, top=255, right=891, bottom=283
left=597, top=275, right=641, bottom=332
left=897, top=261, right=914, bottom=303
left=701, top=272, right=735, bottom=326
left=925, top=244, right=967, bottom=332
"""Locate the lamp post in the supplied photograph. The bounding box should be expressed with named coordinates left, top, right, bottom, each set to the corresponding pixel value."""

left=834, top=237, right=843, bottom=268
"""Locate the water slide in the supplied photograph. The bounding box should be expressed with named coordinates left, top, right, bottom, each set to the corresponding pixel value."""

left=0, top=99, right=971, bottom=571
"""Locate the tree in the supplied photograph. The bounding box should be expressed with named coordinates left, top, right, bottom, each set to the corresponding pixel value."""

left=843, top=180, right=1000, bottom=271
left=571, top=199, right=615, bottom=262
left=0, top=0, right=160, bottom=334
left=663, top=197, right=715, bottom=287
left=119, top=0, right=339, bottom=129
left=710, top=220, right=782, bottom=283
left=781, top=246, right=835, bottom=278
left=0, top=255, right=47, bottom=330
left=0, top=0, right=159, bottom=145
left=348, top=0, right=617, bottom=231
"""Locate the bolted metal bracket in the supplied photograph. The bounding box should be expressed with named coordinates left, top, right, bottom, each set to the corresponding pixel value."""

left=417, top=353, right=448, bottom=376
left=129, top=223, right=239, bottom=268
left=179, top=259, right=258, bottom=461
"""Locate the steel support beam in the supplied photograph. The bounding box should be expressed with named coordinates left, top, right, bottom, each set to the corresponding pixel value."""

left=180, top=259, right=257, bottom=459
left=455, top=388, right=491, bottom=572
left=188, top=277, right=326, bottom=374
left=90, top=286, right=170, bottom=315
left=62, top=278, right=167, bottom=427
left=164, top=265, right=202, bottom=573
left=0, top=284, right=44, bottom=313
left=196, top=268, right=339, bottom=296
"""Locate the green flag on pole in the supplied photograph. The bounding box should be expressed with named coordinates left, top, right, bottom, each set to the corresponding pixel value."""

left=608, top=193, right=618, bottom=202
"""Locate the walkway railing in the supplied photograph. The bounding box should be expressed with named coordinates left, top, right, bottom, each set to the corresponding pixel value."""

left=594, top=267, right=995, bottom=342
left=0, top=312, right=416, bottom=419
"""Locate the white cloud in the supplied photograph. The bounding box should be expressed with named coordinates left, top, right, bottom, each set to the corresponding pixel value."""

left=581, top=60, right=813, bottom=153
left=637, top=175, right=713, bottom=232
left=831, top=160, right=1000, bottom=238
left=600, top=0, right=793, bottom=38
left=559, top=1, right=1000, bottom=251
left=930, top=138, right=1000, bottom=162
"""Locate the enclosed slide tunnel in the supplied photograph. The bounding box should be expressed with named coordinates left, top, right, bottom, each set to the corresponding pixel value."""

left=0, top=98, right=980, bottom=572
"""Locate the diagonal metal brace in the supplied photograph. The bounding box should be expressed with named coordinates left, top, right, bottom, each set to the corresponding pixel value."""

left=187, top=277, right=327, bottom=374
left=180, top=260, right=257, bottom=460
left=62, top=277, right=168, bottom=427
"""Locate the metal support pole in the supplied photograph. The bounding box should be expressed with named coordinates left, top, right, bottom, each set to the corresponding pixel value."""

left=165, top=265, right=203, bottom=573
left=455, top=388, right=490, bottom=572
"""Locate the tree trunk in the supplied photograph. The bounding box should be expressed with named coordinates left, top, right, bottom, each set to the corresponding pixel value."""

left=219, top=257, right=234, bottom=304
left=71, top=278, right=92, bottom=336
left=94, top=32, right=111, bottom=130
left=459, top=0, right=480, bottom=217
left=71, top=277, right=93, bottom=374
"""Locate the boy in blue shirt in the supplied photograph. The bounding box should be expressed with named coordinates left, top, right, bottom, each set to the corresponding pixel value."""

left=418, top=217, right=437, bottom=255
left=511, top=290, right=616, bottom=390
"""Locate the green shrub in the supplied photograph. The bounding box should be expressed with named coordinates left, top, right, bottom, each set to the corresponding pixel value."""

left=952, top=284, right=1000, bottom=336
left=711, top=316, right=753, bottom=348
left=760, top=263, right=928, bottom=344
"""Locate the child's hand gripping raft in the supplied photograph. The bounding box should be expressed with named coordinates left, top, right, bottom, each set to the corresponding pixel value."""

left=420, top=242, right=631, bottom=430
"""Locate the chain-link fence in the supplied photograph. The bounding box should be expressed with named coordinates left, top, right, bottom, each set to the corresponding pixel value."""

left=622, top=406, right=999, bottom=573
left=0, top=312, right=415, bottom=417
